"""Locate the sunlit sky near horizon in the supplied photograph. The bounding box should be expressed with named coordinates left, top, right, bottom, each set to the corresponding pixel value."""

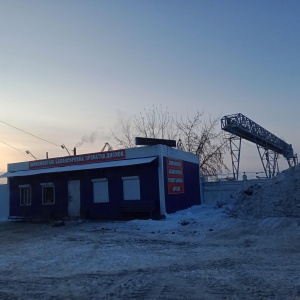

left=0, top=0, right=299, bottom=178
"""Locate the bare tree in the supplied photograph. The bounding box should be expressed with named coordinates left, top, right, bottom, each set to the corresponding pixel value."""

left=176, top=112, right=228, bottom=177
left=112, top=106, right=177, bottom=148
left=132, top=106, right=177, bottom=140
left=111, top=106, right=228, bottom=177
left=113, top=116, right=136, bottom=148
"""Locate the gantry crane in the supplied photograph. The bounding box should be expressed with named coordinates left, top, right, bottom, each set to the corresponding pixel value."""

left=221, top=113, right=298, bottom=180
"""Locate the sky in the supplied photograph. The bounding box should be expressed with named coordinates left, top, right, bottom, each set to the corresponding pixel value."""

left=0, top=0, right=299, bottom=178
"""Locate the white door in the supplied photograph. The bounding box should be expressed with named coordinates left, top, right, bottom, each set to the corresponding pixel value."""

left=68, top=180, right=80, bottom=217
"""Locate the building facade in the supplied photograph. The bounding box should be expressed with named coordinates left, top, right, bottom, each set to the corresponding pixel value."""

left=1, top=145, right=201, bottom=220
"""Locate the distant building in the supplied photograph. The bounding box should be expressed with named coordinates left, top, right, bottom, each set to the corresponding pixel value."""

left=1, top=145, right=201, bottom=220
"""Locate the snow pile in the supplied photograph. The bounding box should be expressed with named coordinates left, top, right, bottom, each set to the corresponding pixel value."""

left=229, top=164, right=300, bottom=218
left=128, top=204, right=224, bottom=233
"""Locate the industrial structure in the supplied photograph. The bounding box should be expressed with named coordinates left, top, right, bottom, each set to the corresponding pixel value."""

left=221, top=113, right=298, bottom=180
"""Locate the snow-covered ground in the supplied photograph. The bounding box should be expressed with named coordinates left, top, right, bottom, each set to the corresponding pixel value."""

left=0, top=204, right=299, bottom=299
left=230, top=164, right=300, bottom=218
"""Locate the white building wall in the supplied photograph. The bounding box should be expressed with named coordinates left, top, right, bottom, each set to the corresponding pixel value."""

left=126, top=145, right=199, bottom=163
left=165, top=147, right=200, bottom=163
left=0, top=184, right=9, bottom=219
left=8, top=161, right=29, bottom=172
left=202, top=178, right=271, bottom=206
left=125, top=146, right=160, bottom=159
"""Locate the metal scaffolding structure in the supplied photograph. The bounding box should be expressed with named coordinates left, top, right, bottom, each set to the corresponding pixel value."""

left=221, top=113, right=298, bottom=180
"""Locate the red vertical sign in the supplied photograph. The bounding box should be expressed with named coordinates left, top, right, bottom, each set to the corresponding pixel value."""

left=167, top=158, right=184, bottom=194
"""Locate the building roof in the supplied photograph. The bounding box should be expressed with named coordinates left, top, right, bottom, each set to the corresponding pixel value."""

left=1, top=157, right=157, bottom=178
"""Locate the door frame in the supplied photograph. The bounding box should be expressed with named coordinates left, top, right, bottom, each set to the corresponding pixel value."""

left=68, top=180, right=81, bottom=217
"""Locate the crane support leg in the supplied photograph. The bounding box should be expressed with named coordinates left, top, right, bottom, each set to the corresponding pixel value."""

left=287, top=154, right=298, bottom=168
left=229, top=135, right=241, bottom=180
left=257, top=145, right=279, bottom=178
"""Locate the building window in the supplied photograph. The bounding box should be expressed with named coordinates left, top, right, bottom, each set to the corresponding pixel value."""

left=122, top=176, right=141, bottom=200
left=92, top=178, right=109, bottom=203
left=19, top=185, right=31, bottom=206
left=41, top=183, right=55, bottom=205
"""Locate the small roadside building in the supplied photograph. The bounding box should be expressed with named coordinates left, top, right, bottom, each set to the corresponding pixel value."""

left=1, top=145, right=201, bottom=220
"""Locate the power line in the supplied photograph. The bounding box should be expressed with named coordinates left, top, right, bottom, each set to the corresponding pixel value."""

left=0, top=120, right=61, bottom=148
left=0, top=140, right=26, bottom=155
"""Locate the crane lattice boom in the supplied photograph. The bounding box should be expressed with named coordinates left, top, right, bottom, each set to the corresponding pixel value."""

left=221, top=113, right=294, bottom=159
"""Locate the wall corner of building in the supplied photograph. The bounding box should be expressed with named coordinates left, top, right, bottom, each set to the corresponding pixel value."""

left=157, top=144, right=166, bottom=215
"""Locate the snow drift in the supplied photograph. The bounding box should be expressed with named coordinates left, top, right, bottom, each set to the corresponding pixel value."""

left=229, top=164, right=300, bottom=217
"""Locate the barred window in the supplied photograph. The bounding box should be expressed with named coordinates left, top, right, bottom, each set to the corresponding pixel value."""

left=41, top=183, right=55, bottom=205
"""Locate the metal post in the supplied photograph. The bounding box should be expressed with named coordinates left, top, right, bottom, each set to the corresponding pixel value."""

left=229, top=135, right=241, bottom=180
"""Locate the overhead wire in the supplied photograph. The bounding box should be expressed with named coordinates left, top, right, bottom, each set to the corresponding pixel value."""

left=0, top=120, right=61, bottom=147
left=0, top=120, right=74, bottom=153
left=0, top=140, right=27, bottom=155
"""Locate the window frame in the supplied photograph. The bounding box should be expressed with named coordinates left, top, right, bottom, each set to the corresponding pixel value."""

left=19, top=185, right=31, bottom=206
left=41, top=183, right=55, bottom=205
left=92, top=178, right=109, bottom=203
